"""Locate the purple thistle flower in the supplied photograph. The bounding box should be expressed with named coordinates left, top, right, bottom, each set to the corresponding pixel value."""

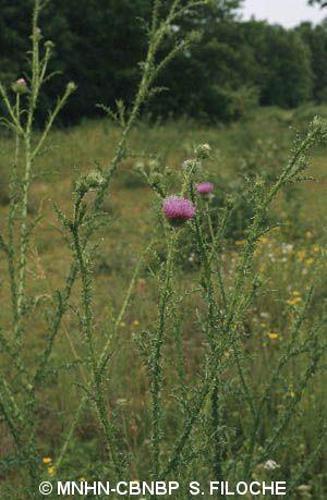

left=196, top=182, right=214, bottom=195
left=162, top=196, right=196, bottom=223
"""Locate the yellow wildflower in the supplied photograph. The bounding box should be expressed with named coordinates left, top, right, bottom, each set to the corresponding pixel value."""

left=48, top=466, right=56, bottom=476
left=42, top=457, right=52, bottom=465
left=287, top=296, right=302, bottom=306
left=132, top=320, right=140, bottom=327
left=297, top=250, right=306, bottom=262
left=267, top=332, right=279, bottom=341
left=305, top=258, right=314, bottom=266
left=312, top=245, right=320, bottom=254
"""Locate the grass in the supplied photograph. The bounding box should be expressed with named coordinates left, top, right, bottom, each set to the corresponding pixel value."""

left=0, top=106, right=326, bottom=498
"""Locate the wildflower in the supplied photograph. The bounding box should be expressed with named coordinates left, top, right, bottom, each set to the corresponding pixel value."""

left=263, top=459, right=280, bottom=471
left=297, top=484, right=312, bottom=493
left=196, top=182, right=214, bottom=196
left=281, top=243, right=293, bottom=254
left=287, top=297, right=302, bottom=306
left=11, top=78, right=28, bottom=94
left=188, top=252, right=196, bottom=263
left=48, top=466, right=56, bottom=476
left=297, top=249, right=306, bottom=262
left=268, top=252, right=276, bottom=262
left=267, top=332, right=279, bottom=341
left=305, top=258, right=314, bottom=266
left=287, top=291, right=302, bottom=306
left=132, top=320, right=140, bottom=327
left=42, top=457, right=52, bottom=465
left=195, top=143, right=211, bottom=160
left=162, top=196, right=196, bottom=224
left=288, top=390, right=296, bottom=398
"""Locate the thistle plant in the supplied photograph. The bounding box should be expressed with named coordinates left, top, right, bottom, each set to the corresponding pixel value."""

left=135, top=125, right=327, bottom=495
left=0, top=0, right=326, bottom=498
left=0, top=0, right=207, bottom=495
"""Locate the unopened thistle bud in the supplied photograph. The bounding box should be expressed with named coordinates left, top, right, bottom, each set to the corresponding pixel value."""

left=76, top=171, right=105, bottom=196
left=11, top=78, right=28, bottom=95
left=67, top=81, right=77, bottom=93
left=34, top=27, right=42, bottom=40
left=195, top=143, right=211, bottom=160
left=45, top=40, right=55, bottom=50
left=182, top=159, right=195, bottom=171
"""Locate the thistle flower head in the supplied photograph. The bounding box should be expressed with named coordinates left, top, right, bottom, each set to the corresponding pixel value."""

left=182, top=159, right=195, bottom=171
left=45, top=40, right=55, bottom=50
left=195, top=143, right=211, bottom=160
left=162, top=196, right=196, bottom=223
left=11, top=78, right=28, bottom=94
left=76, top=171, right=105, bottom=197
left=196, top=181, right=214, bottom=195
left=67, top=81, right=77, bottom=93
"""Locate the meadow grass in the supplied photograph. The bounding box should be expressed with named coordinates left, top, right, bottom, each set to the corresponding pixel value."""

left=0, top=106, right=326, bottom=498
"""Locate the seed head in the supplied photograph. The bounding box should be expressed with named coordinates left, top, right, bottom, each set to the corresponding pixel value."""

left=195, top=143, right=211, bottom=160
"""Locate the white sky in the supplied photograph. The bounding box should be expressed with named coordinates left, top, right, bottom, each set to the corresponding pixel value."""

left=242, top=0, right=326, bottom=27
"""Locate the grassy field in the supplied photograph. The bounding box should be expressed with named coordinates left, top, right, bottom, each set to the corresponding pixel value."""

left=0, top=106, right=326, bottom=498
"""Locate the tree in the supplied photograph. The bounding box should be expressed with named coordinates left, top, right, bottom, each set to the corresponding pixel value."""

left=308, top=0, right=327, bottom=7
left=0, top=0, right=323, bottom=124
left=150, top=0, right=257, bottom=121
left=242, top=22, right=313, bottom=108
left=297, top=21, right=327, bottom=102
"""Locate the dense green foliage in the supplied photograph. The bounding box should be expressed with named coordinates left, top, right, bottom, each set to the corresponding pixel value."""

left=0, top=0, right=327, bottom=124
left=309, top=0, right=327, bottom=6
left=296, top=21, right=327, bottom=102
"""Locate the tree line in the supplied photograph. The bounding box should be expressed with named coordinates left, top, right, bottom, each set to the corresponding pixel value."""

left=0, top=0, right=326, bottom=124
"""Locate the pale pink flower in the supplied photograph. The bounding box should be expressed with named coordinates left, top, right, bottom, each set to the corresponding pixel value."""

left=196, top=182, right=214, bottom=195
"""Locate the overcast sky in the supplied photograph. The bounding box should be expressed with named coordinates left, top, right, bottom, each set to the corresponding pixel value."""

left=242, top=0, right=326, bottom=27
